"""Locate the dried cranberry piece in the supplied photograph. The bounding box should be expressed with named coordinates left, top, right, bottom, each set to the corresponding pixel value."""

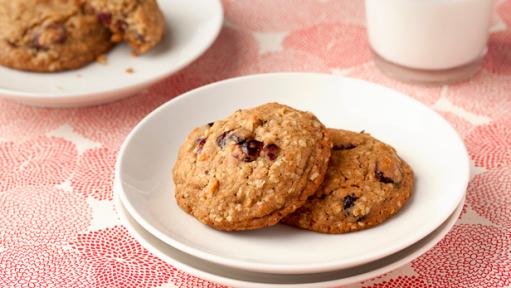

left=375, top=169, right=394, bottom=184
left=216, top=131, right=246, bottom=149
left=216, top=131, right=229, bottom=148
left=135, top=33, right=146, bottom=43
left=195, top=137, right=206, bottom=153
left=333, top=143, right=357, bottom=150
left=229, top=133, right=244, bottom=144
left=240, top=140, right=263, bottom=162
left=343, top=194, right=358, bottom=210
left=116, top=20, right=128, bottom=33
left=32, top=33, right=44, bottom=50
left=56, top=31, right=67, bottom=44
left=264, top=144, right=280, bottom=160
left=32, top=23, right=67, bottom=50
left=97, top=12, right=112, bottom=26
left=49, top=24, right=67, bottom=44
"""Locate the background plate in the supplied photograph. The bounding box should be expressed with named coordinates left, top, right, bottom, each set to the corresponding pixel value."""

left=0, top=0, right=223, bottom=107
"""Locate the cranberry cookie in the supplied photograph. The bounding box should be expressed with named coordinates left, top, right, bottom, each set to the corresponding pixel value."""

left=90, top=0, right=165, bottom=55
left=0, top=0, right=113, bottom=72
left=173, top=103, right=332, bottom=231
left=282, top=129, right=414, bottom=234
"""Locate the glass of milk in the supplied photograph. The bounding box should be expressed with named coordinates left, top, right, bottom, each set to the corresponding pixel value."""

left=365, top=0, right=495, bottom=84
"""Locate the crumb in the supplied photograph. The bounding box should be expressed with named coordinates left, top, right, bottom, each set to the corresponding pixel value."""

left=76, top=74, right=82, bottom=78
left=97, top=54, right=108, bottom=64
left=126, top=67, right=134, bottom=74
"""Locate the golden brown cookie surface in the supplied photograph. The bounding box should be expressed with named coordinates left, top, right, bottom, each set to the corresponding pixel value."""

left=89, top=0, right=165, bottom=55
left=0, top=0, right=113, bottom=72
left=282, top=129, right=414, bottom=234
left=173, top=103, right=332, bottom=231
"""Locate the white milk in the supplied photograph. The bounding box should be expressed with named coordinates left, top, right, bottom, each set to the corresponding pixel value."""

left=365, top=0, right=495, bottom=70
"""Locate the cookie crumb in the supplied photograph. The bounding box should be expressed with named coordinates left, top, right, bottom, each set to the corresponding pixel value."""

left=126, top=67, right=134, bottom=74
left=96, top=54, right=107, bottom=64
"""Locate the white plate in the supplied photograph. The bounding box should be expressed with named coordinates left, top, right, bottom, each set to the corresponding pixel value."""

left=116, top=73, right=470, bottom=274
left=115, top=190, right=465, bottom=288
left=0, top=0, right=223, bottom=107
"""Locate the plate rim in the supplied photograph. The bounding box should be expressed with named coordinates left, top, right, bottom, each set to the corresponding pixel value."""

left=0, top=0, right=223, bottom=102
left=116, top=72, right=470, bottom=274
left=114, top=185, right=465, bottom=288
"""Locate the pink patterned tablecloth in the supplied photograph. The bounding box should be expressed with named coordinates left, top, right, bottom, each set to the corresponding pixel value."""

left=1, top=0, right=510, bottom=287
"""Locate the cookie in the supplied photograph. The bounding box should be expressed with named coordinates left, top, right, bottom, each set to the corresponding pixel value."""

left=173, top=103, right=332, bottom=231
left=282, top=129, right=414, bottom=234
left=89, top=0, right=165, bottom=55
left=0, top=0, right=113, bottom=72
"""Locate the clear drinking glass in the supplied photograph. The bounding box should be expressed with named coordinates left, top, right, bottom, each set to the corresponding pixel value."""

left=365, top=0, right=495, bottom=84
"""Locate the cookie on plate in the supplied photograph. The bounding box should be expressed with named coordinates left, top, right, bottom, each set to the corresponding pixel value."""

left=173, top=103, right=332, bottom=231
left=282, top=129, right=414, bottom=234
left=89, top=0, right=165, bottom=55
left=0, top=0, right=113, bottom=72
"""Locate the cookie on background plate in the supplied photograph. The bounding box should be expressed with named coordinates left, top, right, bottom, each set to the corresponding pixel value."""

left=283, top=129, right=414, bottom=234
left=89, top=0, right=166, bottom=55
left=0, top=0, right=113, bottom=72
left=173, top=103, right=332, bottom=231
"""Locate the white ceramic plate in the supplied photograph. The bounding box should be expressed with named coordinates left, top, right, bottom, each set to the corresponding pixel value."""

left=116, top=73, right=470, bottom=274
left=0, top=0, right=223, bottom=107
left=115, top=190, right=465, bottom=288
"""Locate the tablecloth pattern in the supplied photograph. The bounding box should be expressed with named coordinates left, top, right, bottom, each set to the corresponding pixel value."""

left=0, top=0, right=510, bottom=287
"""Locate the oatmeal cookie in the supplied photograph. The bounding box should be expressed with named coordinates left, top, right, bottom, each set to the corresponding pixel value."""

left=0, top=0, right=113, bottom=72
left=173, top=103, right=332, bottom=231
left=90, top=0, right=165, bottom=55
left=282, top=129, right=414, bottom=233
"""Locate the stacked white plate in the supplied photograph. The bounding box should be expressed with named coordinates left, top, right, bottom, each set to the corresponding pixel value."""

left=115, top=73, right=470, bottom=287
